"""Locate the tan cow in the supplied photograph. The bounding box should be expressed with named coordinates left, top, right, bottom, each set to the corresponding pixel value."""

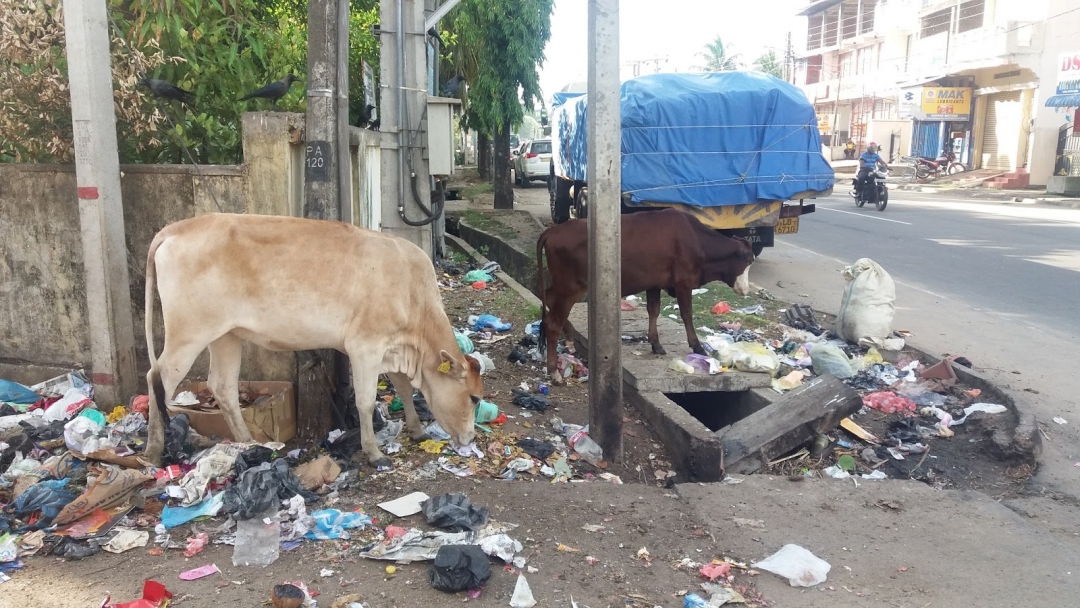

left=142, top=213, right=481, bottom=468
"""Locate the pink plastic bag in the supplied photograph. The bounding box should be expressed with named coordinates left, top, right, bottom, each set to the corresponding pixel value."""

left=183, top=532, right=208, bottom=557
left=862, top=392, right=916, bottom=414
left=178, top=563, right=219, bottom=581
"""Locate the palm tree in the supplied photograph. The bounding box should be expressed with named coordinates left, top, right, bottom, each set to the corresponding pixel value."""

left=698, top=36, right=741, bottom=72
left=753, top=50, right=784, bottom=78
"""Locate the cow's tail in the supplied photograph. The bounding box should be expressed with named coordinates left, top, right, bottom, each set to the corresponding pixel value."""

left=144, top=234, right=170, bottom=429
left=536, top=229, right=550, bottom=354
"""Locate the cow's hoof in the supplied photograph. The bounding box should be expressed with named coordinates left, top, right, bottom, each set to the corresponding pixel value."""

left=372, top=457, right=394, bottom=470
left=692, top=345, right=707, bottom=356
left=552, top=377, right=567, bottom=387
left=410, top=433, right=432, bottom=443
left=652, top=345, right=667, bottom=356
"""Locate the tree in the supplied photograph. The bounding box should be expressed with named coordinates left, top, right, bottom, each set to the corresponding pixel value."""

left=454, top=0, right=553, bottom=209
left=697, top=36, right=741, bottom=72
left=753, top=50, right=783, bottom=78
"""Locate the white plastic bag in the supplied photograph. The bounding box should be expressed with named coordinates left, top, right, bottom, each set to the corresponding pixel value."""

left=836, top=258, right=896, bottom=348
left=809, top=343, right=854, bottom=379
left=705, top=335, right=737, bottom=367
left=731, top=343, right=780, bottom=375
left=63, top=415, right=104, bottom=453
left=753, top=544, right=831, bottom=587
left=43, top=387, right=93, bottom=422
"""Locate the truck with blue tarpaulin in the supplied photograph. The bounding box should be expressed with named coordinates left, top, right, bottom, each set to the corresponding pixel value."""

left=547, top=71, right=834, bottom=255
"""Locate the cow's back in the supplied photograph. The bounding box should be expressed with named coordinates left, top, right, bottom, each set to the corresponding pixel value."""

left=151, top=213, right=440, bottom=351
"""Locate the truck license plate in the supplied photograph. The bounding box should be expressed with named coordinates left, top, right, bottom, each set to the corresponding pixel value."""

left=775, top=217, right=799, bottom=234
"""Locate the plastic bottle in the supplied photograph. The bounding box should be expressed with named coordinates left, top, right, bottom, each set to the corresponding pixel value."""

left=232, top=508, right=280, bottom=567
left=550, top=417, right=603, bottom=465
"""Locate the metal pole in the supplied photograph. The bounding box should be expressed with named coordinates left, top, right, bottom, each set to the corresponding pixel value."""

left=587, top=0, right=622, bottom=462
left=62, top=0, right=137, bottom=406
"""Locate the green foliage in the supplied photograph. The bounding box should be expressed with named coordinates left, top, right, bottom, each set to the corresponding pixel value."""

left=110, top=0, right=309, bottom=163
left=698, top=36, right=741, bottom=72
left=453, top=0, right=553, bottom=137
left=753, top=50, right=784, bottom=78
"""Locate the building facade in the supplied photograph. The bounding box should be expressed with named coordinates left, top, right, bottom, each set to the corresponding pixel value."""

left=795, top=0, right=1080, bottom=186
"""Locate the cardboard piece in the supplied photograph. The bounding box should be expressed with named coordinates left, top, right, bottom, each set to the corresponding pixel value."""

left=294, top=455, right=341, bottom=491
left=53, top=466, right=152, bottom=526
left=377, top=491, right=431, bottom=517
left=73, top=448, right=150, bottom=470
left=168, top=381, right=296, bottom=443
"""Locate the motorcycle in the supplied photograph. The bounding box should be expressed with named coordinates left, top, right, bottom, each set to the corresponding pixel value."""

left=851, top=167, right=889, bottom=211
left=909, top=149, right=965, bottom=181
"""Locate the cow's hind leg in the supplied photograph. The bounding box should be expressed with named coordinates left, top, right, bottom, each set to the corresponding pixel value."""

left=545, top=294, right=577, bottom=385
left=386, top=372, right=428, bottom=442
left=645, top=289, right=666, bottom=355
left=207, top=333, right=251, bottom=442
left=146, top=338, right=207, bottom=465
left=675, top=287, right=706, bottom=355
left=347, top=353, right=390, bottom=468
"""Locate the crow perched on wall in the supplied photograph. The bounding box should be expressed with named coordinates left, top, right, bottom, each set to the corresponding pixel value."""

left=239, top=74, right=300, bottom=107
left=139, top=78, right=195, bottom=106
left=355, top=103, right=376, bottom=128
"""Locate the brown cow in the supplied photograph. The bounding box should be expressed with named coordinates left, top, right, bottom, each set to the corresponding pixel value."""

left=536, top=208, right=755, bottom=384
left=143, top=213, right=482, bottom=468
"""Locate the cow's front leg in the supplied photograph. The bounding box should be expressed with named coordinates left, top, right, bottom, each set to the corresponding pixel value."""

left=348, top=356, right=390, bottom=468
left=386, top=372, right=428, bottom=442
left=645, top=289, right=666, bottom=355
left=675, top=287, right=706, bottom=355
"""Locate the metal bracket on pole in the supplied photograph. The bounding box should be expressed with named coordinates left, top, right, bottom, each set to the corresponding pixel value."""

left=424, top=0, right=461, bottom=32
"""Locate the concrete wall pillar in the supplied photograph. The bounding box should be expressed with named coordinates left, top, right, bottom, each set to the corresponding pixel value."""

left=241, top=112, right=305, bottom=217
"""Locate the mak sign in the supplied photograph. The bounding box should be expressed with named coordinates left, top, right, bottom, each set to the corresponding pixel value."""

left=899, top=86, right=972, bottom=121
left=921, top=87, right=972, bottom=120
left=1058, top=52, right=1080, bottom=95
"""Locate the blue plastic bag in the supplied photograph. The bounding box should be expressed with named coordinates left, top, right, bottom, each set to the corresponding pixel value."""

left=0, top=380, right=39, bottom=405
left=305, top=509, right=372, bottom=540
left=161, top=493, right=224, bottom=529
left=5, top=478, right=78, bottom=524
left=471, top=314, right=512, bottom=332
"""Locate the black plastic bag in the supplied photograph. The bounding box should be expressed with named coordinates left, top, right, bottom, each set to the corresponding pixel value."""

left=0, top=403, right=17, bottom=417
left=222, top=458, right=317, bottom=519
left=511, top=389, right=550, bottom=412
left=163, top=413, right=191, bottom=465
left=233, top=445, right=275, bottom=476
left=516, top=438, right=555, bottom=460
left=428, top=545, right=491, bottom=592
left=411, top=392, right=435, bottom=422
left=508, top=346, right=529, bottom=363
left=52, top=537, right=100, bottom=560
left=421, top=493, right=489, bottom=532
left=325, top=428, right=363, bottom=459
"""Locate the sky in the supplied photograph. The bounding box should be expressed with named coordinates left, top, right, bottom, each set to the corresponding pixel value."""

left=538, top=0, right=806, bottom=100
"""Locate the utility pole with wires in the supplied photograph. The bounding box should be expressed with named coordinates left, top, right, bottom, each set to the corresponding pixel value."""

left=784, top=31, right=794, bottom=83
left=61, top=0, right=137, bottom=406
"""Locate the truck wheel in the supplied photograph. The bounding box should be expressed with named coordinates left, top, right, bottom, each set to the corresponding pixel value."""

left=574, top=187, right=589, bottom=219
left=752, top=243, right=764, bottom=257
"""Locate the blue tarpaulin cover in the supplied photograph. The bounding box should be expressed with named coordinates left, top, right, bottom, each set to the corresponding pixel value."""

left=551, top=71, right=834, bottom=207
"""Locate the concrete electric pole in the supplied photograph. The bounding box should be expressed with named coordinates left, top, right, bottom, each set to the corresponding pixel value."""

left=298, top=0, right=351, bottom=441
left=587, top=0, right=623, bottom=462
left=61, top=0, right=137, bottom=406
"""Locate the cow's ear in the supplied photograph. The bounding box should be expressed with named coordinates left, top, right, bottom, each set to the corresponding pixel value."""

left=438, top=350, right=466, bottom=376
left=465, top=354, right=483, bottom=374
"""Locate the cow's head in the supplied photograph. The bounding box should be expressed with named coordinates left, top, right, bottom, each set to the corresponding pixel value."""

left=424, top=350, right=483, bottom=448
left=725, top=237, right=755, bottom=296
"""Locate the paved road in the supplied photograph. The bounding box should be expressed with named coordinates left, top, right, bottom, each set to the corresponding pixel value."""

left=753, top=190, right=1080, bottom=498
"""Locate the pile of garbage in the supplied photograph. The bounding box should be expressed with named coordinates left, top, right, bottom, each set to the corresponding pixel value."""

left=654, top=258, right=1009, bottom=481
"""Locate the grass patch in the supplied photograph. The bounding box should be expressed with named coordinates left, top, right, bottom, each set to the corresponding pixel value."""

left=652, top=281, right=783, bottom=332
left=461, top=210, right=517, bottom=241
left=460, top=182, right=493, bottom=201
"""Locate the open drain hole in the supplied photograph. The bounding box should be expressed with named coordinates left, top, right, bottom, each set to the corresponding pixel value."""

left=664, top=390, right=773, bottom=432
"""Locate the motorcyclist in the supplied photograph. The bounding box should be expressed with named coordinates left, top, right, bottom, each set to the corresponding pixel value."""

left=852, top=142, right=888, bottom=198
